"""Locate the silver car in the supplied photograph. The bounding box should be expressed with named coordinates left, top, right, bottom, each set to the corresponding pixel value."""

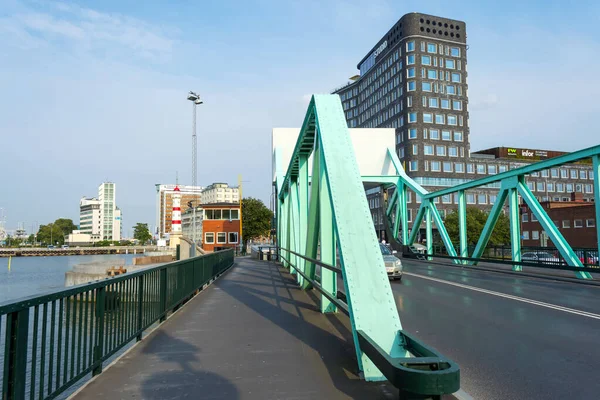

left=381, top=244, right=403, bottom=280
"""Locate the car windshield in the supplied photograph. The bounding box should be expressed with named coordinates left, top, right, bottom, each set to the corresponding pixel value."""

left=380, top=244, right=392, bottom=255
left=537, top=252, right=555, bottom=258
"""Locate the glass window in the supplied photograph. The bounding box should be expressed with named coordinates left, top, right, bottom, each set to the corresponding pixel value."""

left=229, top=232, right=238, bottom=243
left=442, top=130, right=451, bottom=140
left=451, top=72, right=461, bottom=83
left=422, top=55, right=431, bottom=65
left=429, top=98, right=439, bottom=108
left=532, top=231, right=539, bottom=240
left=547, top=183, right=555, bottom=192
left=562, top=220, right=570, bottom=228
left=407, top=54, right=415, bottom=65
left=427, top=43, right=437, bottom=53
left=408, top=81, right=416, bottom=91
left=423, top=113, right=433, bottom=123
left=449, top=147, right=458, bottom=157
left=407, top=41, right=415, bottom=52
left=407, top=67, right=416, bottom=78
left=590, top=171, right=594, bottom=179
left=407, top=96, right=413, bottom=107
left=446, top=85, right=456, bottom=95
left=523, top=213, right=529, bottom=222
left=488, top=165, right=497, bottom=174
left=431, top=161, right=441, bottom=171
left=560, top=169, right=568, bottom=178
left=205, top=232, right=215, bottom=243
left=580, top=170, right=587, bottom=179
left=567, top=183, right=573, bottom=192
left=478, top=194, right=487, bottom=204
left=427, top=69, right=438, bottom=79
left=452, top=100, right=462, bottom=110
left=424, top=145, right=434, bottom=155
left=409, top=161, right=418, bottom=171
left=436, top=145, right=446, bottom=156
left=587, top=219, right=596, bottom=227
left=541, top=169, right=549, bottom=178
left=217, top=232, right=227, bottom=243
left=477, top=164, right=486, bottom=174
left=408, top=112, right=417, bottom=123
left=570, top=169, right=578, bottom=179
left=222, top=209, right=231, bottom=219
left=455, top=163, right=464, bottom=173
left=430, top=129, right=440, bottom=139
left=443, top=162, right=452, bottom=172
left=574, top=219, right=583, bottom=228
left=441, top=99, right=450, bottom=109
left=422, top=82, right=432, bottom=92
left=450, top=47, right=460, bottom=57
left=231, top=209, right=239, bottom=219
left=213, top=209, right=222, bottom=219
left=448, top=115, right=457, bottom=125
left=467, top=194, right=475, bottom=204
left=408, top=128, right=417, bottom=139
left=537, top=182, right=545, bottom=192
left=576, top=184, right=582, bottom=192
left=454, top=131, right=463, bottom=141
left=442, top=194, right=452, bottom=204
left=585, top=184, right=593, bottom=193
left=445, top=59, right=456, bottom=69
left=557, top=183, right=564, bottom=192
left=435, top=114, right=445, bottom=124
left=551, top=168, right=558, bottom=178
left=523, top=231, right=530, bottom=240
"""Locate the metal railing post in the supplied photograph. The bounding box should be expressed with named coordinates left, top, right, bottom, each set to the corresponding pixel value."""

left=92, top=287, right=105, bottom=376
left=136, top=275, right=144, bottom=341
left=2, top=309, right=29, bottom=400
left=160, top=268, right=167, bottom=322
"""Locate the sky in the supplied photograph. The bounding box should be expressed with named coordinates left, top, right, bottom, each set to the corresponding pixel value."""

left=1, top=0, right=599, bottom=237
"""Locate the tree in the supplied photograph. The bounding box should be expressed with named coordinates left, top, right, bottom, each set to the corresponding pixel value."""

left=37, top=218, right=76, bottom=246
left=444, top=207, right=510, bottom=247
left=28, top=234, right=35, bottom=244
left=241, top=197, right=273, bottom=247
left=133, top=223, right=152, bottom=244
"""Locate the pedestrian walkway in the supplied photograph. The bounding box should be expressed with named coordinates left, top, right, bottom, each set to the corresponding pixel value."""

left=71, top=257, right=399, bottom=399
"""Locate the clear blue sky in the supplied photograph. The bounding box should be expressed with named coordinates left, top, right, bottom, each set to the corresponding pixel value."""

left=1, top=0, right=599, bottom=236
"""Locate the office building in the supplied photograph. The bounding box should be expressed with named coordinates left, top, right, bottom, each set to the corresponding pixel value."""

left=201, top=183, right=240, bottom=204
left=98, top=182, right=121, bottom=241
left=79, top=197, right=101, bottom=241
left=156, top=184, right=204, bottom=238
left=334, top=12, right=595, bottom=242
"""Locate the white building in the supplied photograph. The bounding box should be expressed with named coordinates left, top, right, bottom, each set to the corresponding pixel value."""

left=182, top=207, right=203, bottom=244
left=98, top=182, right=121, bottom=241
left=201, top=183, right=240, bottom=204
left=155, top=184, right=204, bottom=238
left=79, top=197, right=101, bottom=241
left=65, top=230, right=93, bottom=246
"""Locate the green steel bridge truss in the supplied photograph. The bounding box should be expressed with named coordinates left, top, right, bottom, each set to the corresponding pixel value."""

left=273, top=94, right=599, bottom=384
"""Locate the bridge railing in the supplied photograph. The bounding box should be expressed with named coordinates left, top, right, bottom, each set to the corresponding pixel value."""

left=0, top=250, right=233, bottom=400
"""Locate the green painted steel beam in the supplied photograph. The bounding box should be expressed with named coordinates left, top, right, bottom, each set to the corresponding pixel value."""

left=458, top=190, right=467, bottom=263
left=297, top=155, right=309, bottom=286
left=425, top=145, right=600, bottom=199
left=517, top=180, right=592, bottom=279
left=428, top=203, right=459, bottom=262
left=470, top=189, right=508, bottom=264
left=508, top=187, right=522, bottom=271
left=302, top=148, right=321, bottom=289
left=425, top=206, right=433, bottom=258
left=594, top=155, right=600, bottom=260
left=408, top=203, right=426, bottom=246
left=318, top=146, right=337, bottom=313
left=398, top=182, right=409, bottom=245
left=311, top=95, right=405, bottom=380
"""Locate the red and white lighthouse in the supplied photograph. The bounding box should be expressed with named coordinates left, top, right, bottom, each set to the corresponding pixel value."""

left=170, top=185, right=183, bottom=248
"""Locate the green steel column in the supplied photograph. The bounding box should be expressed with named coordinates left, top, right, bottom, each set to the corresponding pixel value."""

left=458, top=190, right=467, bottom=263
left=398, top=182, right=409, bottom=245
left=289, top=179, right=299, bottom=275
left=303, top=146, right=321, bottom=289
left=508, top=187, right=522, bottom=271
left=471, top=188, right=509, bottom=264
left=426, top=205, right=432, bottom=259
left=319, top=151, right=337, bottom=313
left=408, top=204, right=426, bottom=246
left=297, top=154, right=309, bottom=286
left=429, top=203, right=459, bottom=262
left=594, top=155, right=600, bottom=261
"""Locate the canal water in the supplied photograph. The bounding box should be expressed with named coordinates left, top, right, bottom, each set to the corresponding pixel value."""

left=0, top=254, right=144, bottom=304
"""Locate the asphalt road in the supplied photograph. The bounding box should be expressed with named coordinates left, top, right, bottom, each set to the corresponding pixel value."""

left=393, top=259, right=600, bottom=400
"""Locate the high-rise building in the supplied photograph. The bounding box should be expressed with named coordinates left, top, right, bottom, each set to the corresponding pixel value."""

left=79, top=197, right=101, bottom=241
left=334, top=13, right=594, bottom=242
left=155, top=184, right=204, bottom=238
left=98, top=182, right=121, bottom=241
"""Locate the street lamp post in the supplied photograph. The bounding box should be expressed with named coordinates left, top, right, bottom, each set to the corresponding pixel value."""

left=187, top=91, right=203, bottom=245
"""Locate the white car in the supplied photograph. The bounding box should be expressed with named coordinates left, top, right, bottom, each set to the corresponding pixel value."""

left=521, top=251, right=562, bottom=264
left=381, top=244, right=403, bottom=280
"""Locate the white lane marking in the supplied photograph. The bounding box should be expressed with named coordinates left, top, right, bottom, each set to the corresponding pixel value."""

left=404, top=272, right=600, bottom=320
